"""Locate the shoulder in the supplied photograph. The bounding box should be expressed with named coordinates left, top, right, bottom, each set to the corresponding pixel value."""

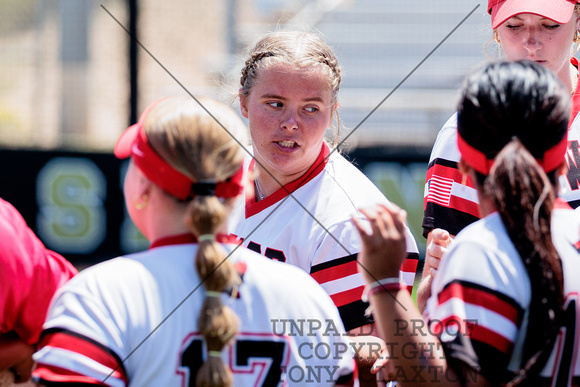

left=60, top=248, right=178, bottom=300
left=552, top=204, right=580, bottom=259
left=319, top=152, right=389, bottom=208
left=232, top=245, right=337, bottom=307
left=435, top=214, right=528, bottom=300
left=569, top=117, right=580, bottom=138
left=0, top=198, right=39, bottom=255
left=0, top=198, right=76, bottom=286
left=429, top=113, right=460, bottom=164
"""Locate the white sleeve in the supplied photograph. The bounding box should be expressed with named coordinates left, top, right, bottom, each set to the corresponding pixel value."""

left=33, top=276, right=129, bottom=387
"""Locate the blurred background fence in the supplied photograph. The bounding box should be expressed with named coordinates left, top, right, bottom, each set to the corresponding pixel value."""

left=0, top=0, right=493, bottom=266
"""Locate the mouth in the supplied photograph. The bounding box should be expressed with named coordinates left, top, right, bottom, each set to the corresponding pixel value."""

left=276, top=140, right=298, bottom=148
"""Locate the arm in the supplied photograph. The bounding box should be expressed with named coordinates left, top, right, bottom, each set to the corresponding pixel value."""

left=353, top=204, right=492, bottom=387
left=417, top=229, right=453, bottom=314
left=0, top=199, right=77, bottom=384
left=0, top=332, right=34, bottom=384
left=347, top=325, right=385, bottom=387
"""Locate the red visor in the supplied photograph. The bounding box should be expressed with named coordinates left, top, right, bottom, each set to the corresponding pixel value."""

left=488, top=0, right=578, bottom=29
left=457, top=130, right=568, bottom=175
left=114, top=99, right=244, bottom=200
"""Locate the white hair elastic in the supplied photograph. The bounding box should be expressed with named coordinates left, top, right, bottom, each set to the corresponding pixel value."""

left=198, top=234, right=215, bottom=242
left=208, top=351, right=222, bottom=358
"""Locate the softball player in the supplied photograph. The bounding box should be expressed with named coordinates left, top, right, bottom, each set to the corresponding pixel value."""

left=233, top=30, right=420, bottom=332
left=0, top=198, right=77, bottom=384
left=32, top=97, right=356, bottom=386
left=356, top=61, right=580, bottom=386
left=232, top=31, right=420, bottom=384
left=420, top=0, right=580, bottom=310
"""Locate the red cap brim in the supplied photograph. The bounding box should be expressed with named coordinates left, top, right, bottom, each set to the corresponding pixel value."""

left=489, top=0, right=577, bottom=29
left=114, top=123, right=139, bottom=159
left=113, top=98, right=245, bottom=200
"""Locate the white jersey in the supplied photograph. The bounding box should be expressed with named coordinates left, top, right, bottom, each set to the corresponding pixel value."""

left=32, top=237, right=357, bottom=386
left=230, top=144, right=420, bottom=332
left=425, top=59, right=580, bottom=238
left=560, top=112, right=580, bottom=209
left=423, top=113, right=480, bottom=237
left=426, top=200, right=580, bottom=385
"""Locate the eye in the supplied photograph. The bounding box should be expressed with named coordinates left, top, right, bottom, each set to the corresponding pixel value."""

left=267, top=101, right=283, bottom=108
left=304, top=106, right=319, bottom=113
left=544, top=24, right=560, bottom=30
left=504, top=24, right=521, bottom=30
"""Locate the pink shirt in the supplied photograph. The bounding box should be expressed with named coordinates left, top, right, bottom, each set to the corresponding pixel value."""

left=0, top=198, right=77, bottom=345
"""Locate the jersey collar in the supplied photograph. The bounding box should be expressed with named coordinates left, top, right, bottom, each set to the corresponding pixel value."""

left=150, top=233, right=238, bottom=249
left=570, top=57, right=580, bottom=128
left=244, top=142, right=331, bottom=218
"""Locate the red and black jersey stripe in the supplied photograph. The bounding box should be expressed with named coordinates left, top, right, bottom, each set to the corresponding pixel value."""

left=35, top=327, right=127, bottom=385
left=311, top=254, right=371, bottom=331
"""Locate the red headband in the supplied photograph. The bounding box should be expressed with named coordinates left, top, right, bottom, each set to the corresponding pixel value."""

left=114, top=99, right=244, bottom=200
left=457, top=130, right=567, bottom=175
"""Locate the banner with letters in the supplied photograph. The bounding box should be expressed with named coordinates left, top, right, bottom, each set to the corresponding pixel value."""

left=0, top=147, right=428, bottom=267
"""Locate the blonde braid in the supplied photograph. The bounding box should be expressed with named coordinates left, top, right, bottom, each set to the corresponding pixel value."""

left=144, top=96, right=246, bottom=387
left=186, top=196, right=240, bottom=387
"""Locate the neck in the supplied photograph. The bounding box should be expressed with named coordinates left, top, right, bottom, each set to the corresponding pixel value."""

left=253, top=166, right=307, bottom=199
left=140, top=190, right=190, bottom=242
left=561, top=62, right=578, bottom=96
left=571, top=62, right=579, bottom=96
left=477, top=194, right=496, bottom=218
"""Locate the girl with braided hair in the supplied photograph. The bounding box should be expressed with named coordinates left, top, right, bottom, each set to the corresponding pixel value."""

left=231, top=30, right=420, bottom=384
left=32, top=96, right=356, bottom=386
left=354, top=60, right=580, bottom=386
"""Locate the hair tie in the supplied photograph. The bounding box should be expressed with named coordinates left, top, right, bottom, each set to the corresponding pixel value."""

left=205, top=290, right=222, bottom=298
left=199, top=234, right=215, bottom=242
left=208, top=350, right=222, bottom=358
left=191, top=182, right=217, bottom=196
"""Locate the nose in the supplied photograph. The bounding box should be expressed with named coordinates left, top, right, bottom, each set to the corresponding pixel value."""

left=523, top=28, right=541, bottom=54
left=281, top=112, right=299, bottom=131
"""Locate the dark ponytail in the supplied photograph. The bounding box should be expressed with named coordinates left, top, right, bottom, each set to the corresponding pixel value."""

left=481, top=140, right=563, bottom=386
left=457, top=60, right=570, bottom=385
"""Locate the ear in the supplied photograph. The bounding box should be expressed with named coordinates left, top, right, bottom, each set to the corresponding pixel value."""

left=329, top=101, right=338, bottom=121
left=239, top=89, right=249, bottom=119
left=133, top=164, right=153, bottom=197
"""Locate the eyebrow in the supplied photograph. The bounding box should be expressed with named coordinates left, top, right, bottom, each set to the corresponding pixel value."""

left=260, top=94, right=326, bottom=103
left=511, top=15, right=556, bottom=22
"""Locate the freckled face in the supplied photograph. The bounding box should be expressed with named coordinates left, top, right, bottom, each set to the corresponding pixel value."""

left=497, top=13, right=579, bottom=84
left=240, top=64, right=335, bottom=186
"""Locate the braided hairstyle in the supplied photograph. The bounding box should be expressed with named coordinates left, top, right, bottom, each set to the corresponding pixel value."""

left=144, top=96, right=246, bottom=387
left=240, top=30, right=343, bottom=146
left=457, top=60, right=569, bottom=386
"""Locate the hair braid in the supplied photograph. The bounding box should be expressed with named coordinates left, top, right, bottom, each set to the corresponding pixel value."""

left=186, top=196, right=240, bottom=387
left=240, top=50, right=276, bottom=91
left=144, top=96, right=246, bottom=387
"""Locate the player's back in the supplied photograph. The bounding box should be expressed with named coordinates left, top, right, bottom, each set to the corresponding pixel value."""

left=33, top=242, right=355, bottom=386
